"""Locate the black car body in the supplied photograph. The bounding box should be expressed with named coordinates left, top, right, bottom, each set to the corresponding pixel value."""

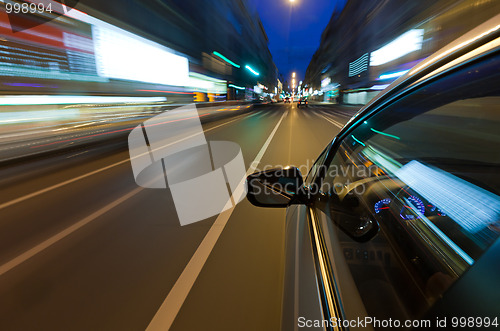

left=247, top=15, right=500, bottom=330
left=284, top=97, right=291, bottom=103
left=297, top=97, right=308, bottom=107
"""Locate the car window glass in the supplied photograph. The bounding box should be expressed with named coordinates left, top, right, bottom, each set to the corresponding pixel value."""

left=304, top=146, right=329, bottom=187
left=319, top=55, right=500, bottom=321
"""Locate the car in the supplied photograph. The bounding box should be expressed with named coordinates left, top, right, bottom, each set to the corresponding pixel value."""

left=247, top=15, right=500, bottom=330
left=284, top=96, right=291, bottom=103
left=297, top=97, right=308, bottom=107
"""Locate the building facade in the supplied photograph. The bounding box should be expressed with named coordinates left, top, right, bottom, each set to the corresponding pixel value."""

left=305, top=0, right=500, bottom=105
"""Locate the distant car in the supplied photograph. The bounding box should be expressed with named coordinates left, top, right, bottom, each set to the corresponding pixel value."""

left=246, top=15, right=500, bottom=330
left=297, top=97, right=308, bottom=107
left=284, top=97, right=291, bottom=103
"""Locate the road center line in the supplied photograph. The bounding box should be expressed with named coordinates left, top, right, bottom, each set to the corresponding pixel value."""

left=0, top=111, right=261, bottom=211
left=146, top=111, right=288, bottom=331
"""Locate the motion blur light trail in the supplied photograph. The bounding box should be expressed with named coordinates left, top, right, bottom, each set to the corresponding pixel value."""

left=0, top=96, right=167, bottom=106
left=29, top=113, right=211, bottom=149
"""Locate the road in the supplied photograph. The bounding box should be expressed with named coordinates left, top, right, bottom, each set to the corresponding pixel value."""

left=0, top=102, right=358, bottom=331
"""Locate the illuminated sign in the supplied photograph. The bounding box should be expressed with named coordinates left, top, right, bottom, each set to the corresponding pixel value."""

left=92, top=25, right=189, bottom=86
left=370, top=29, right=424, bottom=66
left=349, top=53, right=369, bottom=77
left=229, top=84, right=245, bottom=90
left=379, top=70, right=409, bottom=80
left=371, top=84, right=390, bottom=90
left=61, top=7, right=191, bottom=86
left=188, top=73, right=227, bottom=94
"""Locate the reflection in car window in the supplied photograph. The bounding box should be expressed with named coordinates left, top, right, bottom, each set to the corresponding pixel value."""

left=304, top=146, right=329, bottom=187
left=320, top=56, right=500, bottom=323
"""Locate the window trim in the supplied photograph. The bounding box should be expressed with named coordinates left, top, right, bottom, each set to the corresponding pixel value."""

left=307, top=206, right=347, bottom=331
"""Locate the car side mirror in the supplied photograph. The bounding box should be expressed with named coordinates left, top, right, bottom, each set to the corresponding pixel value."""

left=246, top=167, right=307, bottom=207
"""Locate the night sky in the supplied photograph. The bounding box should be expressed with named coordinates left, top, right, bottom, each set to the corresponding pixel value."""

left=249, top=0, right=347, bottom=84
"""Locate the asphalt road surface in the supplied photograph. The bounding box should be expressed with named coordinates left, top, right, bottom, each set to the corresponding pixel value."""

left=0, top=102, right=358, bottom=331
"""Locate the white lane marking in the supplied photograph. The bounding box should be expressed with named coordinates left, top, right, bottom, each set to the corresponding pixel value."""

left=318, top=113, right=344, bottom=129
left=146, top=111, right=288, bottom=331
left=0, top=111, right=262, bottom=211
left=322, top=109, right=347, bottom=119
left=0, top=186, right=144, bottom=277
left=255, top=111, right=270, bottom=119
left=66, top=151, right=89, bottom=159
left=0, top=111, right=265, bottom=276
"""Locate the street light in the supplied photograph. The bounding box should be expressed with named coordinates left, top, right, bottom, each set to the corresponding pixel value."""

left=292, top=72, right=296, bottom=78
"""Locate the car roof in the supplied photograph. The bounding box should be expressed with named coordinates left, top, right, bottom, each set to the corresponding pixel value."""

left=343, top=13, right=500, bottom=131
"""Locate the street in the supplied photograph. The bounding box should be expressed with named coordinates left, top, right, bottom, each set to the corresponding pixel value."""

left=0, top=103, right=357, bottom=331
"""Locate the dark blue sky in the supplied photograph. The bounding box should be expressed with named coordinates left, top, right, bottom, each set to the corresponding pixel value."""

left=249, top=0, right=346, bottom=83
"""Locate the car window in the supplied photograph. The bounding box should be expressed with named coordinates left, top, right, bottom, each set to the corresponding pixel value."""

left=304, top=146, right=329, bottom=188
left=317, top=55, right=500, bottom=322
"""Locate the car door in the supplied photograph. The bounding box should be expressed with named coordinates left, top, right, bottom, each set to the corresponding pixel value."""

left=307, top=52, right=500, bottom=329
